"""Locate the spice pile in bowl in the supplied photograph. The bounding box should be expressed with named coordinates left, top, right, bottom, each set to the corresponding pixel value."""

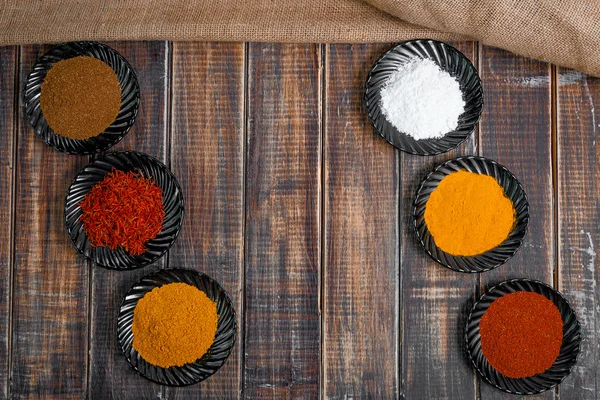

left=380, top=57, right=465, bottom=140
left=479, top=291, right=563, bottom=378
left=424, top=170, right=516, bottom=256
left=132, top=282, right=219, bottom=368
left=79, top=169, right=164, bottom=256
left=40, top=56, right=122, bottom=140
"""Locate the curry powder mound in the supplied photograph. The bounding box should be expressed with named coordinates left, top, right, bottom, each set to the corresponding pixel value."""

left=132, top=282, right=219, bottom=368
left=40, top=56, right=121, bottom=140
left=424, top=170, right=516, bottom=256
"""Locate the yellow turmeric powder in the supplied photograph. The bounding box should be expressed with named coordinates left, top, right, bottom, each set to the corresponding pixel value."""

left=424, top=170, right=516, bottom=256
left=132, top=282, right=219, bottom=368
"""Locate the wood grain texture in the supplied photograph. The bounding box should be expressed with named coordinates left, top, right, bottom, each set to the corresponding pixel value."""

left=11, top=45, right=89, bottom=399
left=400, top=42, right=478, bottom=400
left=167, top=42, right=245, bottom=400
left=478, top=47, right=554, bottom=400
left=243, top=43, right=321, bottom=399
left=557, top=70, right=599, bottom=399
left=323, top=44, right=399, bottom=399
left=0, top=46, right=17, bottom=400
left=87, top=41, right=168, bottom=400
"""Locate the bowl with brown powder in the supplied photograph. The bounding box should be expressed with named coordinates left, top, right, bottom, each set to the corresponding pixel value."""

left=117, top=268, right=237, bottom=386
left=25, top=41, right=139, bottom=154
left=413, top=156, right=529, bottom=273
left=465, top=279, right=581, bottom=394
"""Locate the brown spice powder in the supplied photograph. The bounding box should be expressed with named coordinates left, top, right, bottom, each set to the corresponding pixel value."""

left=40, top=56, right=121, bottom=140
left=132, top=282, right=219, bottom=368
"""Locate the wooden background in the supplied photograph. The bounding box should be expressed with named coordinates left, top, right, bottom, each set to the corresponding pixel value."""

left=0, top=41, right=598, bottom=399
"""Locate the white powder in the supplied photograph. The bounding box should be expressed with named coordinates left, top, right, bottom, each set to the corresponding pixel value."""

left=380, top=58, right=465, bottom=140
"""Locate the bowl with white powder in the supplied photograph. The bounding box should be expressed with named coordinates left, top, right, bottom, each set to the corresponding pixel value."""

left=364, top=40, right=483, bottom=155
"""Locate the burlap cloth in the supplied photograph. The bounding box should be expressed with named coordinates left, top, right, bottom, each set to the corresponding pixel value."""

left=1, top=0, right=598, bottom=76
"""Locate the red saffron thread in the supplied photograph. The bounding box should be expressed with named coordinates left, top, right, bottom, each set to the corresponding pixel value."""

left=79, top=169, right=165, bottom=255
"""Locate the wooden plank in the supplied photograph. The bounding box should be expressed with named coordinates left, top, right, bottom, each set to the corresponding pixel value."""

left=243, top=43, right=321, bottom=399
left=0, top=46, right=17, bottom=399
left=400, top=42, right=478, bottom=399
left=323, top=44, right=399, bottom=399
left=87, top=41, right=168, bottom=399
left=166, top=42, right=245, bottom=399
left=478, top=47, right=554, bottom=400
left=11, top=45, right=89, bottom=399
left=557, top=70, right=599, bottom=399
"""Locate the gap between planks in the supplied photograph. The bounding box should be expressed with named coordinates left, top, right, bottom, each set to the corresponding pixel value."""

left=240, top=41, right=250, bottom=400
left=318, top=43, right=327, bottom=400
left=7, top=45, right=21, bottom=400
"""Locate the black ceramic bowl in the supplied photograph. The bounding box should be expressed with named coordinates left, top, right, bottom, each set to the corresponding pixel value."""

left=414, top=156, right=528, bottom=273
left=466, top=279, right=581, bottom=394
left=364, top=39, right=483, bottom=155
left=117, top=268, right=237, bottom=386
left=65, top=151, right=184, bottom=270
left=24, top=41, right=139, bottom=155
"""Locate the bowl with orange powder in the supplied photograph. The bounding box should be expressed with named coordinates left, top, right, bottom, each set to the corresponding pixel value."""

left=24, top=41, right=139, bottom=155
left=65, top=151, right=184, bottom=269
left=117, top=268, right=236, bottom=386
left=466, top=279, right=581, bottom=394
left=413, top=156, right=529, bottom=272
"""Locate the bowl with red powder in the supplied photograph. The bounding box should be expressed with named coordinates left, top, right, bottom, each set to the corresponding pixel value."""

left=466, top=279, right=581, bottom=394
left=24, top=41, right=139, bottom=155
left=117, top=268, right=236, bottom=386
left=65, top=151, right=184, bottom=269
left=414, top=156, right=529, bottom=273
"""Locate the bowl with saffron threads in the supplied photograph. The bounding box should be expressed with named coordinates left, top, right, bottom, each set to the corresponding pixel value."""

left=364, top=39, right=483, bottom=155
left=117, top=268, right=237, bottom=386
left=24, top=41, right=139, bottom=155
left=413, top=156, right=529, bottom=273
left=64, top=151, right=184, bottom=270
left=465, top=279, right=581, bottom=394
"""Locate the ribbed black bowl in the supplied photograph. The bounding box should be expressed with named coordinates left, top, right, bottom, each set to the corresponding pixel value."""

left=364, top=39, right=483, bottom=155
left=466, top=279, right=581, bottom=394
left=24, top=41, right=139, bottom=155
left=414, top=156, right=528, bottom=273
left=117, top=268, right=237, bottom=386
left=65, top=151, right=184, bottom=270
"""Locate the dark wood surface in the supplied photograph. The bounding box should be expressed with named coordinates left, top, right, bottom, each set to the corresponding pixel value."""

left=0, top=41, right=598, bottom=399
left=557, top=68, right=599, bottom=399
left=324, top=43, right=399, bottom=399
left=87, top=41, right=168, bottom=400
left=478, top=48, right=555, bottom=400
left=0, top=46, right=16, bottom=400
left=244, top=43, right=321, bottom=399
left=400, top=41, right=478, bottom=400
left=168, top=42, right=245, bottom=400
left=11, top=45, right=90, bottom=399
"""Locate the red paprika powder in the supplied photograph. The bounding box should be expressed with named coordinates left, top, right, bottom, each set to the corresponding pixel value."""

left=479, top=291, right=563, bottom=378
left=79, top=169, right=165, bottom=255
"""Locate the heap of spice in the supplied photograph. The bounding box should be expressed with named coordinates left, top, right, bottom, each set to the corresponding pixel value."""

left=380, top=58, right=465, bottom=140
left=479, top=291, right=563, bottom=378
left=79, top=169, right=164, bottom=255
left=424, top=170, right=516, bottom=256
left=40, top=56, right=121, bottom=140
left=132, top=282, right=219, bottom=368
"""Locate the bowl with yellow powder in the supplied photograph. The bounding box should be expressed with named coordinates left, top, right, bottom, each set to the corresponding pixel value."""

left=24, top=41, right=139, bottom=155
left=414, top=156, right=529, bottom=272
left=117, top=268, right=236, bottom=386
